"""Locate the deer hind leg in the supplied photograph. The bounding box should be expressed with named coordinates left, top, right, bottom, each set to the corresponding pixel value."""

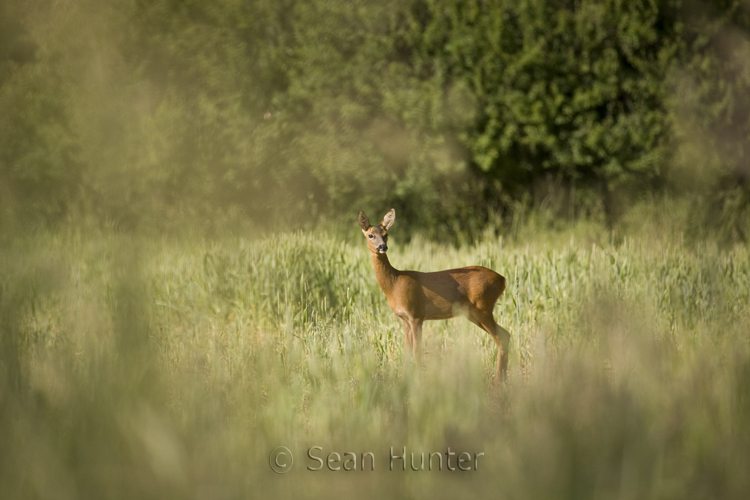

left=469, top=308, right=510, bottom=383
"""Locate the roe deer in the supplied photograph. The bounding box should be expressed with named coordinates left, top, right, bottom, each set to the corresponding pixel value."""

left=358, top=209, right=511, bottom=381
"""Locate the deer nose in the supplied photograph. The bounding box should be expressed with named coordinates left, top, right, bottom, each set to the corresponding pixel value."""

left=377, top=244, right=388, bottom=253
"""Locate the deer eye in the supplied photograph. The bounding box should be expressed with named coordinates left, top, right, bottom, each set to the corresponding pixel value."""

left=368, top=234, right=374, bottom=239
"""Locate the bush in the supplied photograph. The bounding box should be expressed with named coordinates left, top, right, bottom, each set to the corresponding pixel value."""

left=1, top=0, right=749, bottom=237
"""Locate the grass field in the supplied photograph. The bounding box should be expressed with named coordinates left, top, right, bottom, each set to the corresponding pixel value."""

left=1, top=212, right=749, bottom=499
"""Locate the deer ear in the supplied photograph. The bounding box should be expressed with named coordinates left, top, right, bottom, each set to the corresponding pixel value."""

left=358, top=211, right=371, bottom=230
left=381, top=209, right=395, bottom=230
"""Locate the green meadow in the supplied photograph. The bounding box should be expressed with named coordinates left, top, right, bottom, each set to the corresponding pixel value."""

left=2, top=205, right=749, bottom=499
left=3, top=2, right=750, bottom=497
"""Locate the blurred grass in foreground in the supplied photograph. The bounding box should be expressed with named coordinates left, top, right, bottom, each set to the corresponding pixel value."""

left=1, top=209, right=749, bottom=500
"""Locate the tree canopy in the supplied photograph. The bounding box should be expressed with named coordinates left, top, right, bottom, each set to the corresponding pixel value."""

left=1, top=0, right=749, bottom=235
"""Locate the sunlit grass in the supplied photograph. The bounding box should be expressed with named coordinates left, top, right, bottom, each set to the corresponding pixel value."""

left=1, top=217, right=749, bottom=499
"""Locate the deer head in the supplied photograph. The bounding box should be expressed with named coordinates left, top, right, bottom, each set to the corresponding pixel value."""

left=358, top=209, right=395, bottom=254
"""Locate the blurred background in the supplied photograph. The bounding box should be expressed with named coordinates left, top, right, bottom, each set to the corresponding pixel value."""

left=2, top=2, right=750, bottom=500
left=1, top=0, right=749, bottom=239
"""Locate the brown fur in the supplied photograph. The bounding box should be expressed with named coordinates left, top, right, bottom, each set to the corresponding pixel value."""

left=359, top=209, right=511, bottom=382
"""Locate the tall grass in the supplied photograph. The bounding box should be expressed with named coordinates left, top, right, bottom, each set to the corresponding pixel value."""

left=1, top=217, right=749, bottom=499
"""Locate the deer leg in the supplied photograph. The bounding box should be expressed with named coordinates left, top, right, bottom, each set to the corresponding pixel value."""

left=495, top=324, right=511, bottom=382
left=467, top=314, right=484, bottom=330
left=400, top=317, right=413, bottom=353
left=470, top=309, right=510, bottom=383
left=410, top=319, right=423, bottom=363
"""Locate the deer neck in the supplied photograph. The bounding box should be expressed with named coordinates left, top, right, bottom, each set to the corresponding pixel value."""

left=371, top=252, right=399, bottom=294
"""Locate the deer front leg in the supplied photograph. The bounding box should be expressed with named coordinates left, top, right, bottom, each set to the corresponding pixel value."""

left=400, top=317, right=413, bottom=354
left=410, top=319, right=423, bottom=363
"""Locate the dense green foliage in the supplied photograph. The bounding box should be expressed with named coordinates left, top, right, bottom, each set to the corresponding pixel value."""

left=1, top=0, right=749, bottom=236
left=1, top=218, right=749, bottom=499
